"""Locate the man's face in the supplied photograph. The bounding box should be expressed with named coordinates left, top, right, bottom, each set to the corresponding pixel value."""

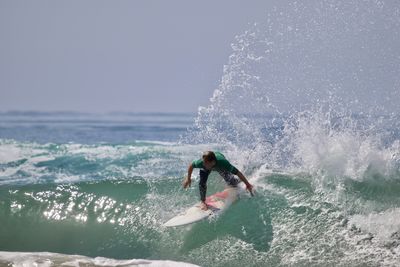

left=204, top=160, right=216, bottom=170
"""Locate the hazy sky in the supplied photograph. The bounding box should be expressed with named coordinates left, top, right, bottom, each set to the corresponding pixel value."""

left=0, top=1, right=277, bottom=113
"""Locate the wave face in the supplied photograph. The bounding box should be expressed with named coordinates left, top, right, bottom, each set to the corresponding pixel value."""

left=1, top=130, right=400, bottom=266
left=1, top=0, right=400, bottom=266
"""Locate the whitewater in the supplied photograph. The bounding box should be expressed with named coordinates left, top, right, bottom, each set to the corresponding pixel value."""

left=1, top=1, right=400, bottom=266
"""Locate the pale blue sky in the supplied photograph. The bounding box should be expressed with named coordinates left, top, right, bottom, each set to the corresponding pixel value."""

left=1, top=1, right=399, bottom=115
left=0, top=0, right=278, bottom=113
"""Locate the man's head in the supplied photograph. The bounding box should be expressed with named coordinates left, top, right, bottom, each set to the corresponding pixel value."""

left=203, top=151, right=217, bottom=170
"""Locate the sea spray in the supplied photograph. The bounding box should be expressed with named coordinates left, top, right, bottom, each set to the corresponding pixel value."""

left=184, top=0, right=400, bottom=187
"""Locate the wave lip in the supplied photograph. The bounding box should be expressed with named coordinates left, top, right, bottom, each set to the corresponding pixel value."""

left=0, top=251, right=200, bottom=267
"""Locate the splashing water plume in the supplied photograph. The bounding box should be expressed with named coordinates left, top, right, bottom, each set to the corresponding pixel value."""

left=185, top=0, right=400, bottom=183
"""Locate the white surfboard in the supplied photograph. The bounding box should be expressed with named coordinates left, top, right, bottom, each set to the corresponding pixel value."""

left=164, top=187, right=240, bottom=227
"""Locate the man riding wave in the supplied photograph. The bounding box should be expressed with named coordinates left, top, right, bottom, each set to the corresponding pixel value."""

left=182, top=151, right=254, bottom=210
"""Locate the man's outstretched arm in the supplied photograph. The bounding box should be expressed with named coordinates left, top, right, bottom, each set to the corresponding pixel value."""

left=236, top=171, right=254, bottom=195
left=182, top=164, right=193, bottom=188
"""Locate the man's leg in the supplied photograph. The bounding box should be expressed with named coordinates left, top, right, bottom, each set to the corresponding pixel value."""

left=199, top=169, right=210, bottom=201
left=218, top=170, right=240, bottom=187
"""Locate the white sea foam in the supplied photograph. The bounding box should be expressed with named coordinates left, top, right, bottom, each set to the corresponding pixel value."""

left=349, top=208, right=400, bottom=243
left=0, top=141, right=45, bottom=164
left=285, top=111, right=400, bottom=183
left=0, top=251, right=199, bottom=267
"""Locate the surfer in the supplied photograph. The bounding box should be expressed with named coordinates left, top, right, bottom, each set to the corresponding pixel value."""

left=182, top=151, right=254, bottom=210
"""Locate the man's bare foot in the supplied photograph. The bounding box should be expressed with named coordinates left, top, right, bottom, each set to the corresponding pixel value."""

left=200, top=202, right=208, bottom=210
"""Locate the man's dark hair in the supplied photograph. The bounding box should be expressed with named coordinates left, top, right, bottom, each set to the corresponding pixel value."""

left=202, top=151, right=216, bottom=162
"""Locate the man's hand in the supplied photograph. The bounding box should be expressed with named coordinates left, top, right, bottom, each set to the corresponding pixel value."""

left=237, top=171, right=255, bottom=196
left=246, top=183, right=254, bottom=196
left=182, top=176, right=191, bottom=189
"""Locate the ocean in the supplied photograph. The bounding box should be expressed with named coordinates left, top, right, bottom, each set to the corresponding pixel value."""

left=1, top=1, right=400, bottom=266
left=0, top=110, right=399, bottom=267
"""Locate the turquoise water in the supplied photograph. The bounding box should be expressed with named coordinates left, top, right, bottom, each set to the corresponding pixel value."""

left=1, top=112, right=400, bottom=266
